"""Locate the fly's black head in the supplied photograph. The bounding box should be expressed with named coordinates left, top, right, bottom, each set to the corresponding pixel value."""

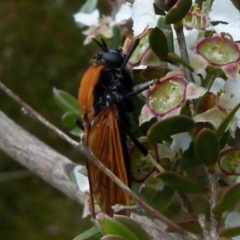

left=93, top=38, right=125, bottom=68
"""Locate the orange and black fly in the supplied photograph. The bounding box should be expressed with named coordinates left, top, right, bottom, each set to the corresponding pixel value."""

left=78, top=38, right=148, bottom=217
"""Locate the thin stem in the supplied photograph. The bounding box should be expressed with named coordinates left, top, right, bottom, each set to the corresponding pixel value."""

left=147, top=154, right=165, bottom=173
left=208, top=172, right=218, bottom=240
left=0, top=81, right=196, bottom=239
left=174, top=22, right=194, bottom=83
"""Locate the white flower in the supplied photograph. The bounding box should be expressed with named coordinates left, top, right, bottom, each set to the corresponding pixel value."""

left=73, top=3, right=132, bottom=44
left=210, top=0, right=240, bottom=41
left=73, top=9, right=99, bottom=27
left=132, top=0, right=157, bottom=36
left=194, top=77, right=240, bottom=136
left=218, top=79, right=240, bottom=111
left=114, top=3, right=132, bottom=23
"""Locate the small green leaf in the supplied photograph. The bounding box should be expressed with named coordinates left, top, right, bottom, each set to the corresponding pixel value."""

left=156, top=17, right=174, bottom=53
left=62, top=111, right=80, bottom=129
left=114, top=216, right=151, bottom=240
left=149, top=27, right=169, bottom=59
left=216, top=103, right=240, bottom=140
left=98, top=216, right=138, bottom=240
left=53, top=88, right=79, bottom=113
left=159, top=171, right=210, bottom=195
left=73, top=226, right=102, bottom=240
left=219, top=131, right=231, bottom=149
left=194, top=128, right=220, bottom=169
left=212, top=183, right=240, bottom=219
left=219, top=226, right=240, bottom=238
left=147, top=115, right=194, bottom=142
left=165, top=0, right=192, bottom=24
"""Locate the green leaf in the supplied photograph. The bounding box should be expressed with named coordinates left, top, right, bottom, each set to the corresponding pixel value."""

left=53, top=88, right=79, bottom=113
left=139, top=177, right=164, bottom=202
left=149, top=186, right=175, bottom=213
left=149, top=27, right=169, bottom=59
left=73, top=226, right=102, bottom=240
left=147, top=115, right=194, bottom=142
left=194, top=128, right=220, bottom=170
left=216, top=103, right=240, bottom=140
left=159, top=171, right=210, bottom=195
left=98, top=216, right=138, bottom=240
left=62, top=111, right=80, bottom=129
left=138, top=177, right=174, bottom=212
left=156, top=17, right=174, bottom=53
left=219, top=226, right=240, bottom=238
left=212, top=183, right=240, bottom=219
left=219, top=131, right=231, bottom=149
left=114, top=216, right=151, bottom=240
left=165, top=0, right=192, bottom=24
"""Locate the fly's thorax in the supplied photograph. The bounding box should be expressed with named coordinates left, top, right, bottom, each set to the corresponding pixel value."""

left=93, top=67, right=134, bottom=115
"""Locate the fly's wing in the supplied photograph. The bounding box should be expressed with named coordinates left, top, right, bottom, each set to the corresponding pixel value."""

left=86, top=105, right=130, bottom=217
left=78, top=65, right=104, bottom=122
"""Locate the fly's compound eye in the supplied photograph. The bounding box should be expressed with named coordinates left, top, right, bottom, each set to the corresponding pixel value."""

left=95, top=51, right=124, bottom=68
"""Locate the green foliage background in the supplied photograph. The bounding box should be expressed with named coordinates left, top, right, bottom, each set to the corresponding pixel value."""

left=0, top=1, right=99, bottom=239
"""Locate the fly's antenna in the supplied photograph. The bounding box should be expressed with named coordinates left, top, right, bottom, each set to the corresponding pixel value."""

left=101, top=38, right=109, bottom=52
left=121, top=38, right=140, bottom=70
left=92, top=38, right=109, bottom=52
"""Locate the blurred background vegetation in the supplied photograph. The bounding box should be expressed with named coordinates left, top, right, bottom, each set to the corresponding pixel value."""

left=0, top=0, right=105, bottom=239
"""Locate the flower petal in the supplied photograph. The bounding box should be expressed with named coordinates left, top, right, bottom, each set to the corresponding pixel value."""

left=139, top=103, right=156, bottom=125
left=74, top=165, right=89, bottom=192
left=170, top=132, right=192, bottom=152
left=114, top=3, right=132, bottom=23
left=214, top=22, right=240, bottom=41
left=132, top=0, right=156, bottom=36
left=73, top=9, right=99, bottom=26
left=210, top=0, right=240, bottom=23
left=193, top=106, right=225, bottom=129
left=219, top=79, right=240, bottom=110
